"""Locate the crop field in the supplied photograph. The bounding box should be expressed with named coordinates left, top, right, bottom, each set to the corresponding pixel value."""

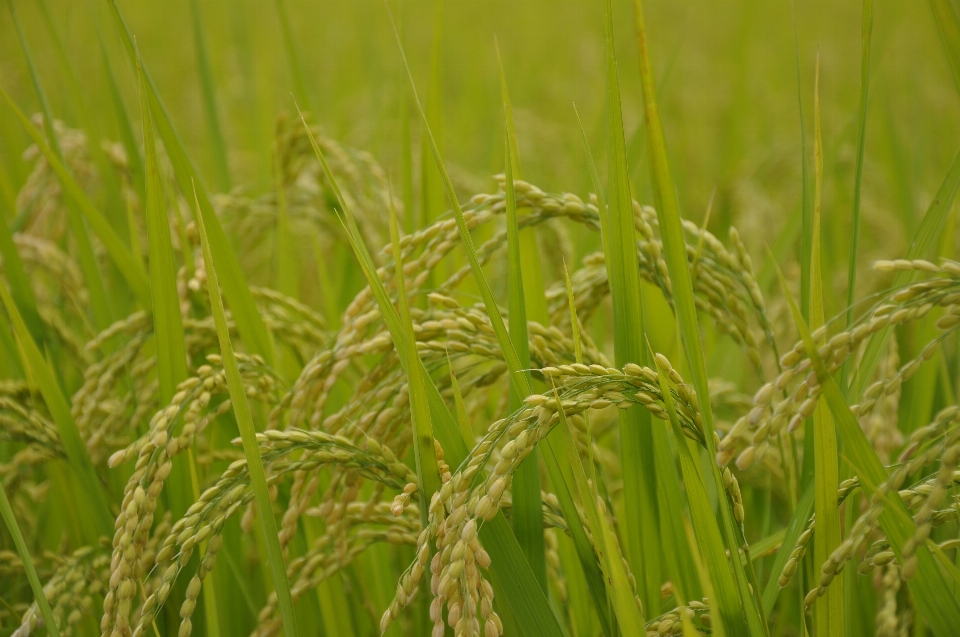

left=1, top=1, right=960, bottom=636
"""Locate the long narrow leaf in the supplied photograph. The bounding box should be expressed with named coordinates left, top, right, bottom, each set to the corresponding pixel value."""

left=106, top=0, right=276, bottom=366
left=775, top=263, right=960, bottom=637
left=190, top=0, right=231, bottom=192
left=844, top=0, right=874, bottom=331
left=388, top=187, right=442, bottom=521
left=495, top=41, right=549, bottom=326
left=0, top=89, right=152, bottom=310
left=559, top=263, right=621, bottom=633
left=650, top=350, right=730, bottom=637
left=810, top=57, right=844, bottom=636
left=193, top=188, right=298, bottom=637
left=138, top=54, right=187, bottom=404
left=137, top=49, right=199, bottom=529
left=598, top=1, right=661, bottom=610
left=274, top=0, right=314, bottom=116
left=762, top=479, right=815, bottom=615
left=394, top=18, right=630, bottom=636
left=790, top=0, right=813, bottom=320
left=504, top=132, right=547, bottom=588
left=0, top=283, right=113, bottom=541
left=857, top=147, right=960, bottom=395
left=0, top=205, right=42, bottom=345
left=575, top=104, right=702, bottom=615
left=0, top=481, right=60, bottom=637
left=551, top=384, right=645, bottom=635
left=931, top=0, right=960, bottom=95
left=6, top=0, right=113, bottom=327
left=630, top=0, right=766, bottom=633
left=297, top=107, right=565, bottom=637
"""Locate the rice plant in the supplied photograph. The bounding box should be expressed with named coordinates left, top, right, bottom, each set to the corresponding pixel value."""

left=1, top=1, right=960, bottom=636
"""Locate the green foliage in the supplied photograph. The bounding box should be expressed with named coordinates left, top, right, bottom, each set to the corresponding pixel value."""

left=1, top=3, right=959, bottom=637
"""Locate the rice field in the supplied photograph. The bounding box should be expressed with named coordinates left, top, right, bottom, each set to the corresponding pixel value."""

left=1, top=1, right=960, bottom=636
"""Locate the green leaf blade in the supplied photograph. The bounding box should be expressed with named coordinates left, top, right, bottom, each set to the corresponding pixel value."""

left=600, top=1, right=661, bottom=613
left=297, top=104, right=565, bottom=637
left=0, top=89, right=152, bottom=312
left=193, top=190, right=298, bottom=637
left=190, top=0, right=231, bottom=192
left=775, top=262, right=960, bottom=637
left=630, top=0, right=766, bottom=633
left=0, top=482, right=61, bottom=637
left=138, top=53, right=187, bottom=404
left=0, top=283, right=113, bottom=542
left=504, top=132, right=547, bottom=589
left=810, top=59, right=844, bottom=636
left=106, top=0, right=276, bottom=367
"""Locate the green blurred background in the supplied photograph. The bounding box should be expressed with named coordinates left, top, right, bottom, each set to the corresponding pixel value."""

left=1, top=0, right=957, bottom=320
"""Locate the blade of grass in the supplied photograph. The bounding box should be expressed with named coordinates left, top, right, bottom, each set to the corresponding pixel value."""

left=0, top=307, right=24, bottom=378
left=551, top=381, right=645, bottom=635
left=137, top=47, right=205, bottom=559
left=774, top=262, right=960, bottom=637
left=125, top=194, right=144, bottom=269
left=297, top=106, right=565, bottom=637
left=631, top=0, right=766, bottom=633
left=274, top=150, right=300, bottom=301
left=387, top=184, right=442, bottom=524
left=390, top=7, right=559, bottom=595
left=746, top=529, right=787, bottom=564
left=137, top=53, right=187, bottom=405
left=844, top=0, right=874, bottom=332
left=107, top=0, right=276, bottom=366
left=296, top=106, right=458, bottom=453
left=0, top=205, right=43, bottom=345
left=190, top=0, right=231, bottom=192
left=187, top=449, right=222, bottom=637
left=6, top=0, right=113, bottom=328
left=397, top=19, right=624, bottom=632
left=558, top=264, right=620, bottom=634
left=0, top=88, right=152, bottom=311
left=498, top=44, right=563, bottom=598
left=930, top=0, right=960, bottom=95
left=0, top=481, right=60, bottom=637
left=761, top=471, right=815, bottom=616
left=90, top=0, right=145, bottom=201
left=312, top=231, right=339, bottom=328
left=598, top=0, right=662, bottom=611
left=192, top=186, right=298, bottom=637
left=574, top=106, right=702, bottom=609
left=275, top=0, right=314, bottom=116
left=790, top=0, right=813, bottom=321
left=36, top=0, right=128, bottom=234
left=420, top=0, right=445, bottom=238
left=495, top=40, right=550, bottom=327
left=857, top=147, right=960, bottom=396
left=0, top=282, right=113, bottom=542
left=503, top=131, right=547, bottom=588
left=810, top=54, right=844, bottom=637
left=650, top=410, right=703, bottom=604
left=446, top=350, right=473, bottom=442
left=398, top=92, right=415, bottom=234
left=650, top=347, right=733, bottom=637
